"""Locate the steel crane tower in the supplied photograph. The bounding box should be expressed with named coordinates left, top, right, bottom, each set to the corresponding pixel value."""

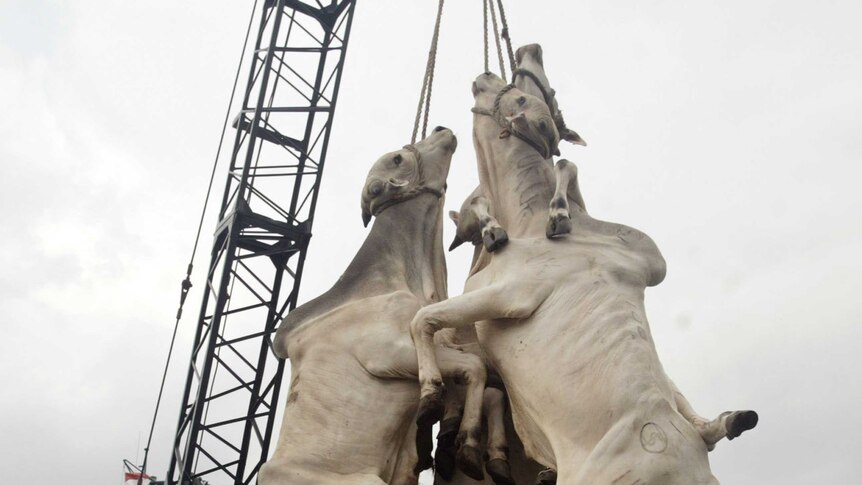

left=167, top=1, right=357, bottom=483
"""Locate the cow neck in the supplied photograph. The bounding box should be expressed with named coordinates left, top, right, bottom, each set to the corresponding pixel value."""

left=473, top=113, right=555, bottom=239
left=340, top=192, right=448, bottom=304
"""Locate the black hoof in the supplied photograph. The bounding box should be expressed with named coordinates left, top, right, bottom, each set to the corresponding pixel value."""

left=546, top=214, right=572, bottom=238
left=536, top=467, right=557, bottom=485
left=486, top=458, right=515, bottom=485
left=434, top=416, right=461, bottom=480
left=456, top=444, right=485, bottom=481
left=415, top=447, right=434, bottom=475
left=416, top=387, right=445, bottom=427
left=414, top=417, right=434, bottom=475
left=434, top=442, right=457, bottom=480
left=726, top=410, right=758, bottom=440
left=483, top=226, right=509, bottom=252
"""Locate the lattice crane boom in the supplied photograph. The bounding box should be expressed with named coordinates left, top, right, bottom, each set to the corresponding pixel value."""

left=167, top=1, right=357, bottom=483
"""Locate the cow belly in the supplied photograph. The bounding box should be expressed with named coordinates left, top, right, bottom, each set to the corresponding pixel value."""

left=475, top=285, right=676, bottom=471
left=569, top=402, right=716, bottom=485
left=269, top=355, right=418, bottom=481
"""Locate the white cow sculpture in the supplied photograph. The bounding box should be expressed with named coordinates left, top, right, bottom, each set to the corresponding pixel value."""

left=516, top=42, right=757, bottom=461
left=411, top=71, right=757, bottom=485
left=259, top=128, right=492, bottom=485
left=433, top=84, right=564, bottom=485
left=436, top=81, right=570, bottom=485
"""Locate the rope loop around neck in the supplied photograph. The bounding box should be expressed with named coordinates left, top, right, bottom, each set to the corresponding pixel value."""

left=371, top=144, right=443, bottom=217
left=470, top=82, right=516, bottom=129
left=513, top=67, right=571, bottom=136
left=470, top=84, right=552, bottom=158
left=512, top=68, right=551, bottom=107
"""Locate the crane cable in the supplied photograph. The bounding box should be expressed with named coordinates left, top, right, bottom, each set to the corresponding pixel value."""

left=411, top=0, right=445, bottom=144
left=136, top=1, right=260, bottom=483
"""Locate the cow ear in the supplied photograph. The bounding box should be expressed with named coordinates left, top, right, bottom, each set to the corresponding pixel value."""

left=448, top=210, right=460, bottom=225
left=563, top=129, right=586, bottom=146
left=505, top=112, right=525, bottom=122
left=507, top=113, right=530, bottom=133
left=388, top=178, right=409, bottom=188
left=448, top=235, right=465, bottom=252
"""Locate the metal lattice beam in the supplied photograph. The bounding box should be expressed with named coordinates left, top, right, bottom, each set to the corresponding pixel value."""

left=167, top=1, right=357, bottom=483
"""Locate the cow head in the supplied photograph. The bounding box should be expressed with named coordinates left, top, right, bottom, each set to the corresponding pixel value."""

left=448, top=201, right=484, bottom=251
left=515, top=43, right=585, bottom=147
left=361, top=127, right=457, bottom=227
left=472, top=72, right=560, bottom=159
left=447, top=190, right=509, bottom=253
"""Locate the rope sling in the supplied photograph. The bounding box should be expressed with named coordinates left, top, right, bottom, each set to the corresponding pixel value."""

left=411, top=0, right=446, bottom=144
left=483, top=0, right=515, bottom=79
left=411, top=0, right=518, bottom=143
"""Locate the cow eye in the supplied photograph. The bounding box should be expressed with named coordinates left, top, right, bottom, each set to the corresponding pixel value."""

left=393, top=154, right=402, bottom=165
left=517, top=96, right=526, bottom=106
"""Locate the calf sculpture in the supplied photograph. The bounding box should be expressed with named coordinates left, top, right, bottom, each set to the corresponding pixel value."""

left=260, top=128, right=488, bottom=485
left=411, top=72, right=757, bottom=485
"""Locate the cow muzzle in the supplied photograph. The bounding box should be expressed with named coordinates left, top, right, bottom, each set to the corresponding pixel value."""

left=508, top=113, right=560, bottom=159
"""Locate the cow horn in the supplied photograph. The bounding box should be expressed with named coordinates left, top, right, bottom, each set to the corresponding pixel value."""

left=448, top=235, right=465, bottom=251
left=362, top=211, right=372, bottom=227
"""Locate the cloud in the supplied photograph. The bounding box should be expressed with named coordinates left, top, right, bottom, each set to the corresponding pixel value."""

left=1, top=1, right=860, bottom=483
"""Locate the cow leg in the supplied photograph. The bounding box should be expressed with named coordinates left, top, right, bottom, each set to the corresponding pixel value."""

left=670, top=381, right=759, bottom=450
left=259, top=465, right=387, bottom=485
left=546, top=159, right=585, bottom=238
left=359, top=340, right=485, bottom=478
left=472, top=195, right=509, bottom=252
left=535, top=467, right=558, bottom=485
left=686, top=409, right=759, bottom=450
left=440, top=348, right=488, bottom=480
left=410, top=282, right=549, bottom=448
left=435, top=386, right=465, bottom=480
left=484, top=386, right=515, bottom=485
left=451, top=192, right=509, bottom=253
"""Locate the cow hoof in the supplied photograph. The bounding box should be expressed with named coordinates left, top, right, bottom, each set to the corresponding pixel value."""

left=434, top=441, right=457, bottom=480
left=726, top=410, right=758, bottom=440
left=415, top=417, right=434, bottom=475
left=536, top=467, right=557, bottom=485
left=483, top=226, right=509, bottom=252
left=546, top=213, right=571, bottom=238
left=434, top=416, right=461, bottom=480
left=456, top=444, right=484, bottom=481
left=415, top=449, right=434, bottom=475
left=486, top=458, right=515, bottom=485
left=416, top=387, right=445, bottom=426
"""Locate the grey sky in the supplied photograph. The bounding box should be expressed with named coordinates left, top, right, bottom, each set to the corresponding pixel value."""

left=1, top=0, right=860, bottom=483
